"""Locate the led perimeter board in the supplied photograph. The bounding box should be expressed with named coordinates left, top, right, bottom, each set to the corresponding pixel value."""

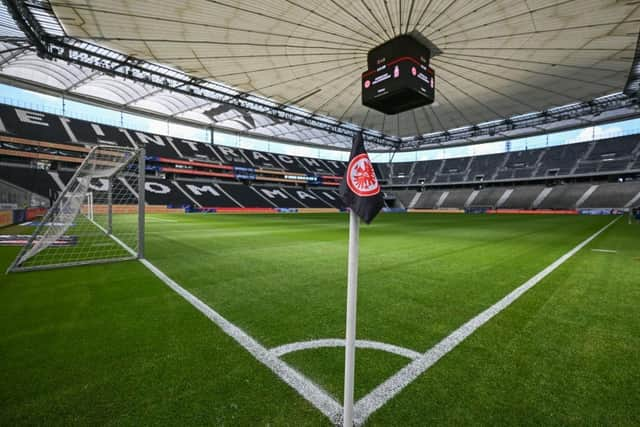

left=362, top=34, right=436, bottom=115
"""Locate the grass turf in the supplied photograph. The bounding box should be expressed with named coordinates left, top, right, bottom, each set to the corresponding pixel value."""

left=1, top=213, right=638, bottom=425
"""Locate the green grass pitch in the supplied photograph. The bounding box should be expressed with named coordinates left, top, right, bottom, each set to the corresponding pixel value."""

left=1, top=213, right=639, bottom=425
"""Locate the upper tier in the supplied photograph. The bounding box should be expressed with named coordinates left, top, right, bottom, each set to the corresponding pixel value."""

left=1, top=103, right=639, bottom=186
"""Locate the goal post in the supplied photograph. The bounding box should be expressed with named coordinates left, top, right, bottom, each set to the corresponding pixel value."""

left=7, top=145, right=145, bottom=273
left=86, top=191, right=94, bottom=221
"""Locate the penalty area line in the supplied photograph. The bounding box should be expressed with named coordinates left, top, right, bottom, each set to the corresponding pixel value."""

left=352, top=216, right=622, bottom=425
left=138, top=258, right=343, bottom=424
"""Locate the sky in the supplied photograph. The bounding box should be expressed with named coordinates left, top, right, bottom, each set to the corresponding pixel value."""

left=1, top=82, right=639, bottom=163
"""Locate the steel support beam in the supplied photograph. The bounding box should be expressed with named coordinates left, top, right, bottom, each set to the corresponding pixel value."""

left=3, top=0, right=640, bottom=151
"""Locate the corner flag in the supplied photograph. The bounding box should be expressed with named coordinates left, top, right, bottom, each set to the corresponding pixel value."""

left=340, top=132, right=383, bottom=427
left=339, top=132, right=384, bottom=224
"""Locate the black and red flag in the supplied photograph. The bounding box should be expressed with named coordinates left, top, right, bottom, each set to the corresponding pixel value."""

left=339, top=132, right=384, bottom=224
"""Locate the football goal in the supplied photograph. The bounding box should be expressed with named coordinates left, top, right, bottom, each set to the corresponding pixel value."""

left=7, top=145, right=145, bottom=273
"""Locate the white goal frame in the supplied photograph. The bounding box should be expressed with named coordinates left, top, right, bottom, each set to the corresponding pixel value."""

left=7, top=145, right=145, bottom=273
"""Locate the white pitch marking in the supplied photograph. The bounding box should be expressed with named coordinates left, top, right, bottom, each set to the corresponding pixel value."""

left=352, top=216, right=621, bottom=426
left=271, top=339, right=422, bottom=360
left=591, top=249, right=617, bottom=253
left=88, top=217, right=137, bottom=258
left=145, top=217, right=179, bottom=222
left=138, top=258, right=343, bottom=424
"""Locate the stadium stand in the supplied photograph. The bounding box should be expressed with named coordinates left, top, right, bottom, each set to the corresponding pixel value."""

left=434, top=157, right=471, bottom=183
left=310, top=189, right=345, bottom=209
left=210, top=145, right=252, bottom=166
left=324, top=159, right=346, bottom=176
left=440, top=188, right=474, bottom=208
left=0, top=164, right=61, bottom=202
left=466, top=153, right=504, bottom=182
left=469, top=187, right=507, bottom=208
left=394, top=190, right=418, bottom=208
left=413, top=189, right=447, bottom=209
left=410, top=160, right=442, bottom=184
left=536, top=143, right=589, bottom=176
left=499, top=185, right=546, bottom=209
left=390, top=162, right=414, bottom=185
left=215, top=183, right=274, bottom=208
left=252, top=185, right=307, bottom=208
left=393, top=181, right=640, bottom=211
left=572, top=136, right=638, bottom=175
left=172, top=139, right=219, bottom=162
left=270, top=154, right=308, bottom=173
left=141, top=178, right=194, bottom=207
left=242, top=149, right=283, bottom=170
left=497, top=150, right=541, bottom=180
left=374, top=163, right=391, bottom=182
left=580, top=182, right=640, bottom=208
left=2, top=103, right=640, bottom=212
left=587, top=135, right=639, bottom=160
left=573, top=163, right=601, bottom=175
left=131, top=132, right=183, bottom=159
left=538, top=184, right=592, bottom=209
left=598, top=159, right=633, bottom=172
left=296, top=157, right=335, bottom=175
left=174, top=180, right=238, bottom=207
left=285, top=188, right=334, bottom=208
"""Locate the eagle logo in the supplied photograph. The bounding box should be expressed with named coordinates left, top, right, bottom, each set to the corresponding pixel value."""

left=346, top=153, right=380, bottom=197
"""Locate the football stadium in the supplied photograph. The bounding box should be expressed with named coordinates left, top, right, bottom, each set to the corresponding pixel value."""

left=1, top=1, right=639, bottom=425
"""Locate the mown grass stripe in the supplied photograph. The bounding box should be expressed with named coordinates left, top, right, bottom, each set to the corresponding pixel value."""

left=353, top=216, right=622, bottom=425
left=138, top=258, right=344, bottom=423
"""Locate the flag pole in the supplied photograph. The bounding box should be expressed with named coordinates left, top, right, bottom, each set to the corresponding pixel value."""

left=343, top=209, right=360, bottom=427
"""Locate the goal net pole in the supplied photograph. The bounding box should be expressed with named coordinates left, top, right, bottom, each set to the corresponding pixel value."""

left=137, top=148, right=145, bottom=259
left=107, top=179, right=112, bottom=234
left=87, top=192, right=94, bottom=221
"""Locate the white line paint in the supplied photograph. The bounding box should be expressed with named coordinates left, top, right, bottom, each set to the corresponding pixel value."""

left=88, top=216, right=137, bottom=258
left=271, top=339, right=421, bottom=360
left=591, top=249, right=617, bottom=253
left=92, top=205, right=342, bottom=422
left=138, top=258, right=343, bottom=424
left=145, top=217, right=179, bottom=223
left=352, top=216, right=621, bottom=426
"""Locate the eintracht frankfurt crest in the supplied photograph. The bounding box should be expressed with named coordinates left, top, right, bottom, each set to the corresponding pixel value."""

left=339, top=132, right=384, bottom=224
left=346, top=153, right=380, bottom=197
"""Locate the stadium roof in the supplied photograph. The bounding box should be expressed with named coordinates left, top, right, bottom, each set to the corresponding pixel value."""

left=1, top=0, right=640, bottom=151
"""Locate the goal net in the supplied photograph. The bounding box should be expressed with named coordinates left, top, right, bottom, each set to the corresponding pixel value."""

left=7, top=145, right=145, bottom=272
